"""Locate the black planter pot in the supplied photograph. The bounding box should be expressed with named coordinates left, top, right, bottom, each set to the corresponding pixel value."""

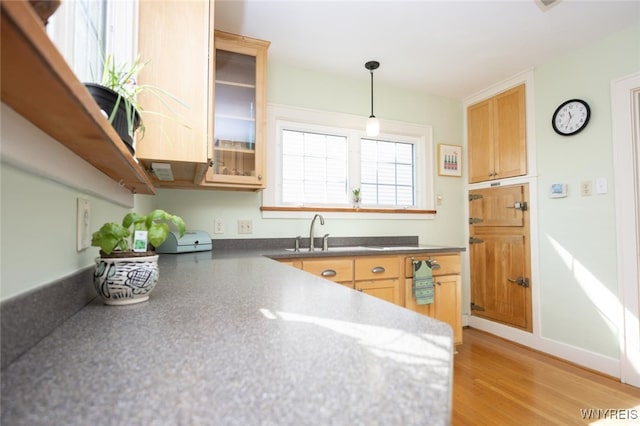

left=85, top=83, right=140, bottom=155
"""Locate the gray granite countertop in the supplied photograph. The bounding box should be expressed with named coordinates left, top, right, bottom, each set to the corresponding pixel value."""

left=1, top=249, right=454, bottom=425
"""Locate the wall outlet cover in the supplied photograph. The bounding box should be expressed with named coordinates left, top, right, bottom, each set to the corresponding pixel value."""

left=77, top=198, right=91, bottom=251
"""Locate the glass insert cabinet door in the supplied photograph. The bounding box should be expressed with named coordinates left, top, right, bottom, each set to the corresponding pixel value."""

left=205, top=31, right=269, bottom=188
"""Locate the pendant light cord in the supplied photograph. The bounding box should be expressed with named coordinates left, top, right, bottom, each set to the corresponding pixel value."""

left=370, top=70, right=375, bottom=118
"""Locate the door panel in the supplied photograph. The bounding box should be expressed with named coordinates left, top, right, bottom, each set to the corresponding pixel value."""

left=469, top=185, right=525, bottom=227
left=468, top=99, right=493, bottom=183
left=493, top=84, right=527, bottom=179
left=469, top=183, right=531, bottom=331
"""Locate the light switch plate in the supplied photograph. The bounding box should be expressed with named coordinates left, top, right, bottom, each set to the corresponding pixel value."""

left=595, top=177, right=608, bottom=194
left=77, top=198, right=91, bottom=251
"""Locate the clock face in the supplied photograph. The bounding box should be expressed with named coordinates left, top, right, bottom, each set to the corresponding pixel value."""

left=552, top=99, right=591, bottom=136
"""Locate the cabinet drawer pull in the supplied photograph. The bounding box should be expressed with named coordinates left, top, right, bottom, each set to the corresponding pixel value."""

left=371, top=266, right=386, bottom=274
left=321, top=269, right=337, bottom=277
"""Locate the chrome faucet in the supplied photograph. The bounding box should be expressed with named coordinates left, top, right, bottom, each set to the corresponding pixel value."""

left=309, top=214, right=325, bottom=251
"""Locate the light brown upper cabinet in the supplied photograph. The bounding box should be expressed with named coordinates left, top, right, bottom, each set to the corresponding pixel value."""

left=137, top=5, right=269, bottom=190
left=136, top=0, right=214, bottom=188
left=202, top=30, right=270, bottom=190
left=467, top=84, right=527, bottom=183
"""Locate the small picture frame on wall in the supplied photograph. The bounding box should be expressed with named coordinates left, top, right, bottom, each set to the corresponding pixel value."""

left=438, top=144, right=462, bottom=177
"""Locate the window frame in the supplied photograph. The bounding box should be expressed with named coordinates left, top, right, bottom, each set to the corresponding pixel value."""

left=263, top=104, right=435, bottom=220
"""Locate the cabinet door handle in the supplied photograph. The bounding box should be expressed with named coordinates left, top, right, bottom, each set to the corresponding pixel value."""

left=371, top=266, right=386, bottom=274
left=321, top=269, right=337, bottom=277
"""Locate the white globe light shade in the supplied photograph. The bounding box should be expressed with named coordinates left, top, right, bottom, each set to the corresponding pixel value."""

left=366, top=116, right=380, bottom=137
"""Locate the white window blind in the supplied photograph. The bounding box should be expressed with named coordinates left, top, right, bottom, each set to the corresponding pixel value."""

left=282, top=130, right=348, bottom=204
left=361, top=139, right=415, bottom=206
left=264, top=104, right=434, bottom=219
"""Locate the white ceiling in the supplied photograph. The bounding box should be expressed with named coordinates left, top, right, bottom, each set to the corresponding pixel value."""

left=214, top=0, right=639, bottom=99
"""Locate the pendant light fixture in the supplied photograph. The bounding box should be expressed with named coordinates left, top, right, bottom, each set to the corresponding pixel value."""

left=365, top=60, right=380, bottom=137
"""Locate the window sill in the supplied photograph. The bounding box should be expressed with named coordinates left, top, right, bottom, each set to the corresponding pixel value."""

left=261, top=206, right=436, bottom=220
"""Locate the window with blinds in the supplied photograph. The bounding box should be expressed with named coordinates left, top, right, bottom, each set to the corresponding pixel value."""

left=282, top=130, right=349, bottom=204
left=264, top=105, right=434, bottom=216
left=280, top=129, right=417, bottom=208
left=361, top=139, right=415, bottom=206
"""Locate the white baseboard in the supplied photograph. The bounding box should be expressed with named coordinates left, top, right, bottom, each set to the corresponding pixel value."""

left=465, top=315, right=620, bottom=378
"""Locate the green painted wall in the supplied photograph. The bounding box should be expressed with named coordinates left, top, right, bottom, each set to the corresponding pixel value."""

left=152, top=62, right=467, bottom=249
left=534, top=24, right=640, bottom=357
left=0, top=163, right=130, bottom=300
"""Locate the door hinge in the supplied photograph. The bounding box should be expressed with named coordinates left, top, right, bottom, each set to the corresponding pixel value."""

left=508, top=276, right=530, bottom=288
left=469, top=193, right=483, bottom=201
left=471, top=302, right=486, bottom=311
left=469, top=237, right=484, bottom=244
left=469, top=217, right=483, bottom=224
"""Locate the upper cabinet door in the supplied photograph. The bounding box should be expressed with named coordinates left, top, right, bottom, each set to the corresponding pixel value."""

left=202, top=30, right=270, bottom=190
left=493, top=85, right=527, bottom=180
left=136, top=0, right=213, bottom=165
left=467, top=98, right=494, bottom=183
left=467, top=84, right=527, bottom=183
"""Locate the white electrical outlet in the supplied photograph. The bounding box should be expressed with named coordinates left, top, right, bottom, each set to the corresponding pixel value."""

left=77, top=198, right=91, bottom=251
left=214, top=218, right=225, bottom=234
left=238, top=220, right=253, bottom=234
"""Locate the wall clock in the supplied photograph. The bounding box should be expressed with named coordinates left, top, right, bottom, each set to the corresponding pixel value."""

left=552, top=99, right=591, bottom=136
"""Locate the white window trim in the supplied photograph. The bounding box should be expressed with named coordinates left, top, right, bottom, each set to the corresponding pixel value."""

left=263, top=103, right=435, bottom=220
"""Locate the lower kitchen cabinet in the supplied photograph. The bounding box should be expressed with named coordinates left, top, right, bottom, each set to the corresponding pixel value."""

left=354, top=256, right=402, bottom=306
left=278, top=251, right=462, bottom=344
left=356, top=279, right=400, bottom=304
left=404, top=253, right=463, bottom=344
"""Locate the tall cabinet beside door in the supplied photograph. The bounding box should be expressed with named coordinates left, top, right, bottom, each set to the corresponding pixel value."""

left=468, top=184, right=532, bottom=331
left=467, top=84, right=527, bottom=184
left=202, top=30, right=270, bottom=190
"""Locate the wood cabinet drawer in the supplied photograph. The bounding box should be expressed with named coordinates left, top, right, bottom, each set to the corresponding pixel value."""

left=302, top=258, right=353, bottom=283
left=404, top=253, right=461, bottom=277
left=355, top=256, right=400, bottom=281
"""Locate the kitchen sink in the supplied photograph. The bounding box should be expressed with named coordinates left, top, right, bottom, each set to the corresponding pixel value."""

left=284, top=246, right=370, bottom=252
left=284, top=245, right=424, bottom=253
left=364, top=246, right=424, bottom=251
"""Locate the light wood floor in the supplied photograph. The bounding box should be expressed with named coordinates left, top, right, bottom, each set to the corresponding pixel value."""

left=453, top=328, right=640, bottom=425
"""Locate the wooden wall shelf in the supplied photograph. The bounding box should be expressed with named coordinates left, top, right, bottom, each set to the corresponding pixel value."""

left=0, top=1, right=155, bottom=195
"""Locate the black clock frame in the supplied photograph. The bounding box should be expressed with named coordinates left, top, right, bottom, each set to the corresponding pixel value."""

left=552, top=99, right=591, bottom=136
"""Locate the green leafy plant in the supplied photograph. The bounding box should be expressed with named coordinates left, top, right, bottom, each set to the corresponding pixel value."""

left=99, top=54, right=190, bottom=142
left=92, top=209, right=186, bottom=255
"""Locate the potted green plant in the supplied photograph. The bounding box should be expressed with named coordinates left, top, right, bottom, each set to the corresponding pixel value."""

left=85, top=54, right=188, bottom=155
left=91, top=209, right=186, bottom=306
left=352, top=187, right=361, bottom=208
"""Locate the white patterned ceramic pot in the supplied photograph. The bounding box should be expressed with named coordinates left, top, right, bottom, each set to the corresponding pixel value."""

left=93, top=255, right=159, bottom=305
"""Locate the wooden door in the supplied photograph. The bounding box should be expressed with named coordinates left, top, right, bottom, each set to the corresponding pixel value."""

left=493, top=84, right=527, bottom=180
left=357, top=279, right=401, bottom=305
left=470, top=234, right=529, bottom=329
left=433, top=275, right=462, bottom=344
left=467, top=98, right=493, bottom=183
left=469, top=185, right=526, bottom=228
left=469, top=183, right=531, bottom=331
left=137, top=0, right=212, bottom=164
